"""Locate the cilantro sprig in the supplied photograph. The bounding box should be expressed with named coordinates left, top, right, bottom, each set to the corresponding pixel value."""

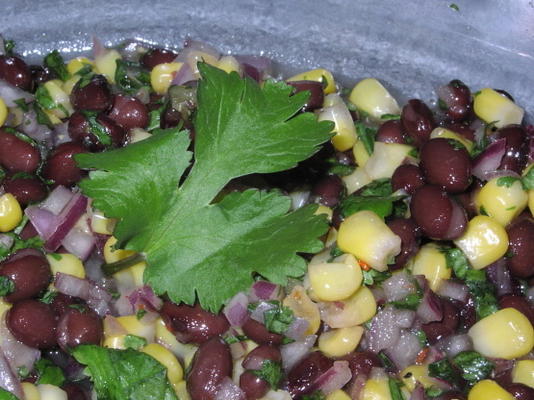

left=76, top=63, right=333, bottom=311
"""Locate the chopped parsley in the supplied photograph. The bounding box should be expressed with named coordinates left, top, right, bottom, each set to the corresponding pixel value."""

left=17, top=366, right=30, bottom=379
left=13, top=98, right=29, bottom=112
left=388, top=378, right=405, bottom=400
left=449, top=3, right=460, bottom=11
left=355, top=121, right=377, bottom=155
left=263, top=301, right=295, bottom=335
left=428, top=358, right=461, bottom=387
left=522, top=167, right=534, bottom=190
left=44, top=50, right=70, bottom=81
left=81, top=110, right=112, bottom=146
left=223, top=334, right=248, bottom=344
left=124, top=334, right=148, bottom=350
left=425, top=387, right=444, bottom=398
left=390, top=290, right=423, bottom=310
left=4, top=39, right=15, bottom=54
left=136, top=308, right=147, bottom=320
left=250, top=360, right=283, bottom=389
left=48, top=253, right=63, bottom=261
left=380, top=114, right=401, bottom=121
left=0, top=276, right=15, bottom=297
left=301, top=391, right=326, bottom=400
left=413, top=329, right=428, bottom=347
left=0, top=388, right=18, bottom=400
left=453, top=351, right=494, bottom=384
left=363, top=269, right=392, bottom=286
left=115, top=60, right=151, bottom=94
left=40, top=290, right=58, bottom=304
left=35, top=358, right=66, bottom=386
left=496, top=176, right=519, bottom=188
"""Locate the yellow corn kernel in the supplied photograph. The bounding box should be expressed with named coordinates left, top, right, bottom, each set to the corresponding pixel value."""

left=338, top=210, right=401, bottom=271
left=66, top=57, right=95, bottom=75
left=62, top=75, right=80, bottom=95
left=342, top=166, right=372, bottom=195
left=411, top=243, right=451, bottom=291
left=116, top=315, right=156, bottom=342
left=150, top=62, right=183, bottom=95
left=155, top=318, right=198, bottom=366
left=401, top=365, right=444, bottom=391
left=321, top=286, right=377, bottom=328
left=43, top=80, right=74, bottom=119
left=8, top=106, right=23, bottom=126
left=318, top=326, right=364, bottom=358
left=37, top=384, right=68, bottom=400
left=287, top=68, right=336, bottom=94
left=318, top=94, right=357, bottom=151
left=468, top=380, right=514, bottom=400
left=173, top=381, right=191, bottom=400
left=103, top=334, right=126, bottom=349
left=353, top=140, right=370, bottom=167
left=47, top=253, right=86, bottom=279
left=349, top=78, right=400, bottom=120
left=217, top=55, right=241, bottom=74
left=473, top=88, right=524, bottom=129
left=0, top=97, right=7, bottom=126
left=283, top=285, right=321, bottom=335
left=361, top=377, right=392, bottom=400
left=142, top=343, right=184, bottom=384
left=453, top=215, right=509, bottom=270
left=326, top=389, right=351, bottom=400
left=22, top=382, right=41, bottom=400
left=95, top=49, right=122, bottom=83
left=91, top=210, right=116, bottom=235
left=314, top=205, right=333, bottom=221
left=474, top=177, right=528, bottom=226
left=0, top=193, right=23, bottom=232
left=308, top=255, right=362, bottom=301
left=0, top=299, right=12, bottom=318
left=104, top=236, right=136, bottom=263
left=430, top=127, right=474, bottom=153
left=364, top=142, right=414, bottom=180
left=130, top=127, right=152, bottom=143
left=469, top=308, right=534, bottom=359
left=512, top=360, right=534, bottom=388
left=44, top=110, right=62, bottom=125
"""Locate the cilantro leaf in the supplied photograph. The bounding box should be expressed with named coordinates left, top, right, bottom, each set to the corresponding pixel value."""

left=263, top=302, right=295, bottom=334
left=521, top=167, right=534, bottom=190
left=390, top=292, right=423, bottom=310
left=302, top=391, right=326, bottom=400
left=0, top=388, right=18, bottom=400
left=441, top=247, right=470, bottom=279
left=77, top=63, right=332, bottom=311
left=81, top=111, right=112, bottom=147
left=380, top=114, right=401, bottom=121
left=72, top=345, right=177, bottom=400
left=428, top=358, right=461, bottom=387
left=340, top=179, right=404, bottom=220
left=0, top=276, right=14, bottom=297
left=363, top=269, right=392, bottom=286
left=496, top=176, right=519, bottom=188
left=388, top=378, right=405, bottom=400
left=251, top=360, right=283, bottom=389
left=355, top=122, right=377, bottom=155
left=453, top=351, right=493, bottom=384
left=124, top=334, right=148, bottom=350
left=35, top=358, right=65, bottom=386
left=44, top=50, right=70, bottom=81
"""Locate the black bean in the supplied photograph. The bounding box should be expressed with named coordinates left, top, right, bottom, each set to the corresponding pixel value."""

left=285, top=351, right=333, bottom=398
left=3, top=175, right=47, bottom=205
left=506, top=218, right=534, bottom=279
left=7, top=299, right=57, bottom=349
left=0, top=130, right=41, bottom=173
left=70, top=74, right=112, bottom=112
left=141, top=48, right=178, bottom=70
left=496, top=125, right=528, bottom=174
left=42, top=142, right=86, bottom=186
left=376, top=120, right=406, bottom=144
left=287, top=80, right=324, bottom=111
left=242, top=317, right=284, bottom=345
left=107, top=94, right=149, bottom=130
left=0, top=55, right=32, bottom=90
left=0, top=254, right=51, bottom=302
left=401, top=99, right=435, bottom=147
left=310, top=175, right=344, bottom=207
left=391, top=164, right=425, bottom=195
left=56, top=307, right=103, bottom=350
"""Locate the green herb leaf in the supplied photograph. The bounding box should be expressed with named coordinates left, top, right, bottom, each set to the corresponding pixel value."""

left=521, top=167, right=534, bottom=190
left=428, top=358, right=460, bottom=387
left=13, top=98, right=29, bottom=112
left=35, top=85, right=57, bottom=110
left=390, top=291, right=423, bottom=310
left=0, top=276, right=15, bottom=296
left=115, top=60, right=150, bottom=94
left=363, top=269, right=392, bottom=286
left=40, top=290, right=58, bottom=304
left=251, top=360, right=283, bottom=389
left=449, top=3, right=460, bottom=11
left=223, top=334, right=248, bottom=344
left=81, top=110, right=112, bottom=146
left=0, top=388, right=18, bottom=400
left=124, top=334, right=148, bottom=350
left=136, top=309, right=147, bottom=320
left=380, top=114, right=400, bottom=121
left=71, top=345, right=177, bottom=400
left=44, top=50, right=70, bottom=81
left=378, top=351, right=395, bottom=370
left=360, top=178, right=393, bottom=196
left=49, top=253, right=62, bottom=261
left=413, top=329, right=428, bottom=347
left=4, top=39, right=15, bottom=55
left=355, top=122, right=377, bottom=155
left=35, top=358, right=66, bottom=386
left=388, top=378, right=405, bottom=400
left=33, top=103, right=54, bottom=128
left=441, top=247, right=470, bottom=279
left=301, top=391, right=326, bottom=400
left=76, top=63, right=332, bottom=311
left=264, top=301, right=295, bottom=334
left=453, top=351, right=494, bottom=384
left=425, top=387, right=444, bottom=398
left=496, top=176, right=519, bottom=188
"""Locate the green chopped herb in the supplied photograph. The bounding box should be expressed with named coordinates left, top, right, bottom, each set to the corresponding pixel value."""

left=521, top=167, right=534, bottom=190
left=0, top=276, right=15, bottom=296
left=35, top=85, right=57, bottom=110
left=447, top=138, right=467, bottom=151
left=355, top=122, right=377, bottom=155
left=251, top=360, right=283, bottom=389
left=428, top=358, right=460, bottom=387
left=453, top=351, right=494, bottom=384
left=0, top=388, right=18, bottom=400
left=4, top=39, right=15, bottom=54
left=44, top=50, right=70, bottom=81
left=390, top=291, right=423, bottom=310
left=13, top=98, right=29, bottom=112
left=223, top=334, right=248, bottom=344
left=115, top=60, right=150, bottom=95
left=49, top=253, right=63, bottom=261
left=471, top=132, right=489, bottom=158
left=147, top=105, right=165, bottom=132
left=414, top=329, right=428, bottom=347
left=449, top=3, right=460, bottom=11
left=124, top=334, right=148, bottom=350
left=35, top=358, right=66, bottom=386
left=301, top=391, right=326, bottom=400
left=136, top=308, right=147, bottom=320
left=441, top=247, right=470, bottom=279
left=264, top=302, right=295, bottom=335
left=17, top=366, right=30, bottom=379
left=496, top=176, right=520, bottom=188
left=505, top=206, right=517, bottom=211
left=11, top=235, right=44, bottom=254
left=329, top=245, right=344, bottom=259
left=363, top=269, right=392, bottom=286
left=378, top=351, right=395, bottom=370
left=425, top=387, right=444, bottom=398
left=68, top=304, right=86, bottom=312
left=380, top=114, right=401, bottom=121
left=408, top=148, right=419, bottom=158
left=40, top=290, right=58, bottom=304
left=360, top=178, right=392, bottom=196
left=479, top=205, right=489, bottom=216
left=437, top=98, right=448, bottom=110
left=81, top=110, right=112, bottom=146
left=75, top=63, right=93, bottom=77
left=388, top=378, right=405, bottom=400
left=33, top=102, right=54, bottom=128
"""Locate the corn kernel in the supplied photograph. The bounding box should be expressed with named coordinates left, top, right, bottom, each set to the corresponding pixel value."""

left=308, top=255, right=362, bottom=301
left=411, top=243, right=451, bottom=291
left=43, top=80, right=74, bottom=119
left=364, top=142, right=414, bottom=180
left=173, top=381, right=191, bottom=400
left=283, top=285, right=321, bottom=335
left=150, top=62, right=183, bottom=95
left=468, top=308, right=534, bottom=359
left=62, top=75, right=80, bottom=96
left=338, top=210, right=401, bottom=271
left=95, top=49, right=122, bottom=83
left=217, top=55, right=241, bottom=74
left=353, top=140, right=370, bottom=167
left=401, top=364, right=444, bottom=391
left=47, top=253, right=86, bottom=279
left=103, top=334, right=126, bottom=349
left=453, top=215, right=509, bottom=270
left=116, top=315, right=156, bottom=342
left=130, top=127, right=152, bottom=143
left=44, top=110, right=62, bottom=125
left=430, top=127, right=474, bottom=153
left=512, top=360, right=534, bottom=388
left=473, top=88, right=524, bottom=128
left=361, top=377, right=392, bottom=400
left=0, top=97, right=7, bottom=126
left=37, top=384, right=68, bottom=400
left=90, top=210, right=116, bottom=235
left=314, top=205, right=333, bottom=221
left=66, top=57, right=95, bottom=75
left=318, top=94, right=357, bottom=151
left=468, top=380, right=514, bottom=400
left=22, top=382, right=41, bottom=400
left=142, top=343, right=184, bottom=384
left=342, top=166, right=372, bottom=195
left=155, top=318, right=198, bottom=366
left=318, top=326, right=364, bottom=358
left=321, top=286, right=377, bottom=328
left=287, top=68, right=336, bottom=94
left=349, top=78, right=400, bottom=120
left=0, top=298, right=12, bottom=318
left=326, top=389, right=351, bottom=400
left=8, top=106, right=23, bottom=126
left=475, top=177, right=528, bottom=226
left=0, top=193, right=23, bottom=232
left=104, top=236, right=136, bottom=263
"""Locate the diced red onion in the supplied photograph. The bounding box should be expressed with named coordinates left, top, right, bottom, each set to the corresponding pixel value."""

left=436, top=85, right=456, bottom=110
left=365, top=306, right=415, bottom=352
left=61, top=228, right=95, bottom=261
left=214, top=377, right=245, bottom=400
left=128, top=285, right=163, bottom=312
left=25, top=206, right=57, bottom=239
left=472, top=138, right=506, bottom=180
left=437, top=334, right=473, bottom=358
left=171, top=62, right=195, bottom=86
left=0, top=234, right=14, bottom=252
left=313, top=360, right=352, bottom=395
left=383, top=272, right=418, bottom=302
left=52, top=121, right=71, bottom=146
left=281, top=335, right=317, bottom=371
left=249, top=281, right=280, bottom=302
left=371, top=287, right=386, bottom=305
left=492, top=358, right=515, bottom=376
left=528, top=136, right=534, bottom=164
left=183, top=38, right=221, bottom=59
left=483, top=169, right=521, bottom=181
left=20, top=109, right=53, bottom=145
left=103, top=315, right=127, bottom=336
left=385, top=331, right=422, bottom=370
left=223, top=292, right=249, bottom=327
left=250, top=301, right=277, bottom=324
left=0, top=79, right=34, bottom=107
left=347, top=374, right=367, bottom=400
left=486, top=258, right=513, bottom=297
left=41, top=186, right=75, bottom=215
left=234, top=55, right=272, bottom=77
left=114, top=294, right=135, bottom=316
left=409, top=385, right=426, bottom=400
left=242, top=354, right=265, bottom=371
left=437, top=280, right=469, bottom=303
left=285, top=317, right=309, bottom=342
left=0, top=314, right=40, bottom=378
left=424, top=346, right=446, bottom=364
left=443, top=200, right=467, bottom=240
left=416, top=289, right=443, bottom=323
left=0, top=351, right=22, bottom=399
left=55, top=273, right=111, bottom=316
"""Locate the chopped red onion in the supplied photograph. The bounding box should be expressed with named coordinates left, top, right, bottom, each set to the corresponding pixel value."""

left=103, top=315, right=127, bottom=336
left=313, top=360, right=352, bottom=395
left=234, top=55, right=272, bottom=77
left=443, top=199, right=467, bottom=240
left=114, top=294, right=135, bottom=316
left=528, top=136, right=534, bottom=164
left=242, top=354, right=265, bottom=371
left=347, top=374, right=367, bottom=400
left=409, top=385, right=426, bottom=400
left=128, top=285, right=163, bottom=312
left=214, top=377, right=245, bottom=400
left=0, top=234, right=14, bottom=252
left=61, top=228, right=95, bottom=261
left=92, top=36, right=106, bottom=58
left=416, top=289, right=443, bottom=324
left=183, top=38, right=221, bottom=59
left=437, top=280, right=469, bottom=303
left=285, top=317, right=309, bottom=342
left=41, top=186, right=75, bottom=215
left=0, top=314, right=40, bottom=379
left=52, top=121, right=71, bottom=146
left=371, top=287, right=386, bottom=305
left=527, top=287, right=534, bottom=305
left=20, top=109, right=53, bottom=145
left=472, top=138, right=506, bottom=180
left=436, top=84, right=456, bottom=109
left=385, top=331, right=422, bottom=370
left=383, top=272, right=418, bottom=302
left=0, top=79, right=34, bottom=106
left=483, top=169, right=521, bottom=181
left=25, top=206, right=57, bottom=239
left=289, top=189, right=310, bottom=211
left=486, top=258, right=513, bottom=297
left=250, top=301, right=277, bottom=324
left=365, top=306, right=416, bottom=352
left=0, top=351, right=22, bottom=399
left=223, top=292, right=249, bottom=327
left=171, top=62, right=195, bottom=86
left=281, top=335, right=317, bottom=371
left=55, top=272, right=111, bottom=316
left=437, top=334, right=473, bottom=358
left=249, top=280, right=280, bottom=302
left=424, top=346, right=446, bottom=364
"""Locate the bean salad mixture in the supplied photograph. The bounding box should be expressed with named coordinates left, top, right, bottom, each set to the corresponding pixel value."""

left=0, top=35, right=533, bottom=400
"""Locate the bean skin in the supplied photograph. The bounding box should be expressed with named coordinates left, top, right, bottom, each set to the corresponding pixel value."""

left=56, top=307, right=103, bottom=350
left=62, top=383, right=89, bottom=400
left=68, top=111, right=126, bottom=151
left=50, top=293, right=80, bottom=317
left=376, top=120, right=406, bottom=144
left=160, top=302, right=229, bottom=344
left=401, top=99, right=436, bottom=147
left=3, top=175, right=47, bottom=205
left=310, top=175, right=344, bottom=207
left=286, top=81, right=324, bottom=111
left=241, top=345, right=282, bottom=398
left=30, top=65, right=56, bottom=86
left=504, top=383, right=534, bottom=400
left=242, top=345, right=282, bottom=369
left=0, top=254, right=51, bottom=303
left=410, top=185, right=452, bottom=239
left=141, top=48, right=178, bottom=70
left=285, top=351, right=333, bottom=398
left=0, top=130, right=41, bottom=173
left=422, top=299, right=459, bottom=344
left=0, top=55, right=32, bottom=90
left=240, top=371, right=269, bottom=400
left=70, top=74, right=112, bottom=112
left=391, top=164, right=425, bottom=195
left=386, top=218, right=420, bottom=270
left=107, top=94, right=149, bottom=130
left=496, top=125, right=527, bottom=174
left=339, top=351, right=381, bottom=378
left=187, top=337, right=232, bottom=400
left=439, top=79, right=472, bottom=122
left=42, top=142, right=86, bottom=187
left=506, top=218, right=534, bottom=279
left=445, top=122, right=475, bottom=141
left=7, top=299, right=57, bottom=349
left=242, top=317, right=284, bottom=345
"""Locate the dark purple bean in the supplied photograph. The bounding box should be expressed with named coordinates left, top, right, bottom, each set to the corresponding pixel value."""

left=68, top=111, right=126, bottom=151
left=506, top=218, right=534, bottom=279
left=50, top=293, right=80, bottom=317
left=454, top=191, right=477, bottom=219
left=242, top=317, right=284, bottom=345
left=0, top=130, right=41, bottom=173
left=3, top=175, right=47, bottom=205
left=62, top=383, right=90, bottom=400
left=439, top=80, right=471, bottom=122
left=161, top=106, right=183, bottom=129
left=285, top=351, right=333, bottom=398
left=30, top=65, right=56, bottom=86
left=401, top=99, right=436, bottom=147
left=499, top=295, right=534, bottom=325
left=240, top=371, right=269, bottom=400
left=0, top=254, right=51, bottom=302
left=496, top=125, right=528, bottom=173
left=422, top=299, right=459, bottom=344
left=7, top=299, right=57, bottom=348
left=310, top=175, right=344, bottom=207
left=335, top=150, right=355, bottom=166
left=376, top=120, right=406, bottom=144
left=57, top=307, right=103, bottom=350
left=0, top=55, right=32, bottom=90
left=160, top=302, right=230, bottom=344
left=504, top=383, right=534, bottom=400
left=242, top=64, right=261, bottom=82
left=187, top=337, right=232, bottom=400
left=287, top=81, right=324, bottom=111
left=456, top=296, right=476, bottom=331
left=420, top=138, right=471, bottom=193
left=70, top=74, right=112, bottom=112
left=141, top=48, right=178, bottom=70
left=242, top=345, right=282, bottom=370
left=391, top=164, right=425, bottom=195
left=107, top=94, right=149, bottom=130
left=386, top=218, right=420, bottom=270
left=339, top=351, right=381, bottom=378
left=410, top=185, right=452, bottom=239
left=42, top=142, right=86, bottom=187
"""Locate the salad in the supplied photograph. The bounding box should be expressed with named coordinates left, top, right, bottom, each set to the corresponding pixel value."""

left=0, top=35, right=533, bottom=400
